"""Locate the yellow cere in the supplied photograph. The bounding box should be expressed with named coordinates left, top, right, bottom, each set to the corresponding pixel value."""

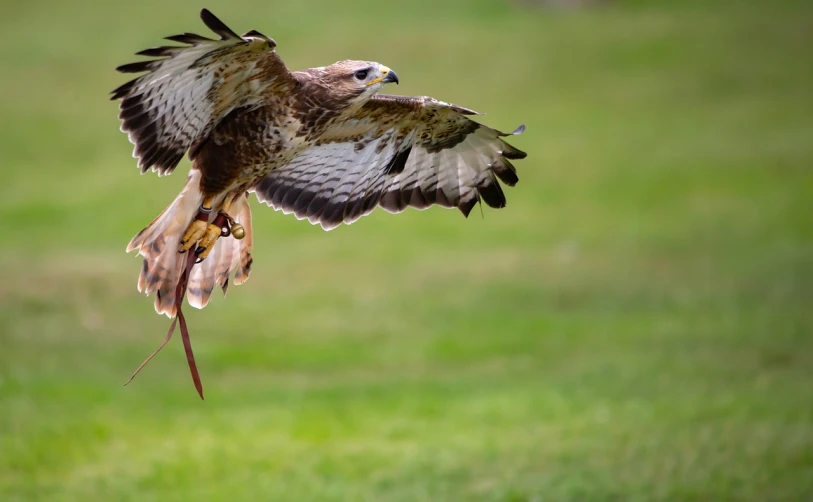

left=365, top=66, right=390, bottom=86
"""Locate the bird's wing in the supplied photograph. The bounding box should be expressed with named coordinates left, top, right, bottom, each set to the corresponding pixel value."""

left=252, top=94, right=526, bottom=230
left=110, top=9, right=297, bottom=175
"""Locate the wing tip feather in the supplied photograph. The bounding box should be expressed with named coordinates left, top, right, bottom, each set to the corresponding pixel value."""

left=135, top=46, right=181, bottom=57
left=459, top=196, right=478, bottom=218
left=116, top=61, right=156, bottom=74
left=200, top=8, right=241, bottom=40
left=165, top=32, right=215, bottom=45
left=242, top=29, right=277, bottom=48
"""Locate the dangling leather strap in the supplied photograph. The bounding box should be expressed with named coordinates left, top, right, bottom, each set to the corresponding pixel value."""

left=125, top=249, right=205, bottom=400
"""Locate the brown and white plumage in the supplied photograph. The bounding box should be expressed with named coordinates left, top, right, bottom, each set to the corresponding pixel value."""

left=113, top=9, right=527, bottom=317
left=255, top=96, right=525, bottom=230
left=112, top=9, right=294, bottom=176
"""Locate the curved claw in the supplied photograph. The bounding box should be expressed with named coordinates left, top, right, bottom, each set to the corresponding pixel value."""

left=180, top=209, right=236, bottom=262
left=195, top=222, right=224, bottom=260
left=179, top=219, right=208, bottom=253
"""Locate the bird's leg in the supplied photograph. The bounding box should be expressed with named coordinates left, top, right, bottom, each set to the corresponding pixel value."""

left=193, top=191, right=244, bottom=260
left=179, top=195, right=216, bottom=254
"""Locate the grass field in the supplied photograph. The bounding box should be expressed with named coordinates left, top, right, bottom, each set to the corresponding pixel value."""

left=1, top=0, right=812, bottom=500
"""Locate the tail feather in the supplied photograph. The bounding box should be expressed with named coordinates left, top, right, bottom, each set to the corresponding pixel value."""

left=187, top=193, right=254, bottom=309
left=186, top=225, right=230, bottom=308
left=129, top=172, right=203, bottom=317
left=128, top=171, right=254, bottom=318
left=127, top=172, right=202, bottom=254
left=233, top=200, right=253, bottom=287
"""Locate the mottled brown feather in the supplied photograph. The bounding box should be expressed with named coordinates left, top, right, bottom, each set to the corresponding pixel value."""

left=115, top=9, right=527, bottom=319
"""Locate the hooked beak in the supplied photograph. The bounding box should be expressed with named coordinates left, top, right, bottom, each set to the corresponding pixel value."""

left=365, top=67, right=400, bottom=87
left=382, top=69, right=399, bottom=85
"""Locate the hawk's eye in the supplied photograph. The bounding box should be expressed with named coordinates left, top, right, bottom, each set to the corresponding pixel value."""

left=354, top=69, right=369, bottom=80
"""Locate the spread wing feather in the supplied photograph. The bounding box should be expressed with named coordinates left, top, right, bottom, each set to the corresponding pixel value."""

left=253, top=95, right=526, bottom=230
left=110, top=9, right=295, bottom=175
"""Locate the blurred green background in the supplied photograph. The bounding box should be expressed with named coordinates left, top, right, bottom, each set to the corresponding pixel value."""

left=2, top=0, right=812, bottom=500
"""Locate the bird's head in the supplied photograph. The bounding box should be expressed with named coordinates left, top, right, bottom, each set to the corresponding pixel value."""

left=315, top=60, right=399, bottom=105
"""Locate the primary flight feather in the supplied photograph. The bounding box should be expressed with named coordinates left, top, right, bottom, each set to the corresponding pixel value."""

left=112, top=9, right=527, bottom=318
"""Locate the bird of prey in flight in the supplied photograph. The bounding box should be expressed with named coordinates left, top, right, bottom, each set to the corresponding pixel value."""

left=112, top=9, right=527, bottom=319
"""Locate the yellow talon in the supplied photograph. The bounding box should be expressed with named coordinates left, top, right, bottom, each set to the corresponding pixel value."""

left=179, top=193, right=243, bottom=260
left=179, top=219, right=208, bottom=253
left=195, top=223, right=224, bottom=260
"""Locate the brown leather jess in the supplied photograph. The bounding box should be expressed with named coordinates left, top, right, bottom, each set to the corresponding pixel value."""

left=124, top=211, right=237, bottom=400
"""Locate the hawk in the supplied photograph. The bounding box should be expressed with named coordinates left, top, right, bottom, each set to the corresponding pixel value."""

left=113, top=9, right=527, bottom=319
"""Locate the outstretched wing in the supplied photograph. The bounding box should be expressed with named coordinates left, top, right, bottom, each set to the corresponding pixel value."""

left=252, top=95, right=526, bottom=230
left=110, top=9, right=297, bottom=175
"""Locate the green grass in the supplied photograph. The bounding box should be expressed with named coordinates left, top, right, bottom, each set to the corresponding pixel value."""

left=2, top=0, right=812, bottom=500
